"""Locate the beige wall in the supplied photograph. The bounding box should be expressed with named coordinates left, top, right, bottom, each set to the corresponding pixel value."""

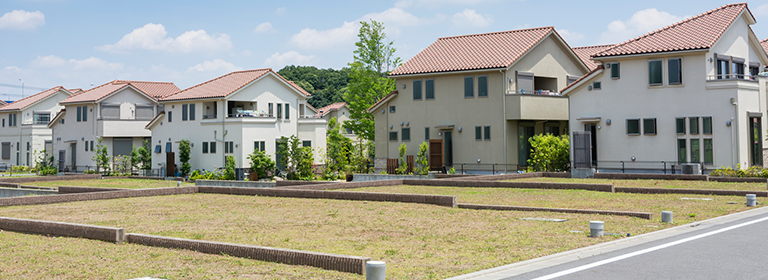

left=506, top=35, right=587, bottom=93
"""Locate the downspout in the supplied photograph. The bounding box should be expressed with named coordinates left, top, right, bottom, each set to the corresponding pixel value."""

left=501, top=69, right=507, bottom=174
left=221, top=98, right=226, bottom=167
left=18, top=110, right=22, bottom=166
left=731, top=97, right=738, bottom=168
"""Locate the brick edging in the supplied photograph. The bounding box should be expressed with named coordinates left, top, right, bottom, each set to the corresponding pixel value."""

left=404, top=179, right=614, bottom=192
left=58, top=186, right=129, bottom=194
left=594, top=173, right=708, bottom=181
left=709, top=177, right=767, bottom=183
left=127, top=176, right=186, bottom=182
left=198, top=186, right=456, bottom=207
left=126, top=233, right=370, bottom=274
left=0, top=187, right=199, bottom=207
left=0, top=216, right=124, bottom=243
left=276, top=179, right=405, bottom=190
left=615, top=187, right=768, bottom=197
left=0, top=174, right=102, bottom=183
left=457, top=203, right=653, bottom=219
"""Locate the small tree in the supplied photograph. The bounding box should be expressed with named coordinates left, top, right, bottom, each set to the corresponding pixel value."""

left=247, top=150, right=276, bottom=180
left=135, top=140, right=152, bottom=170
left=414, top=142, right=429, bottom=175
left=527, top=134, right=570, bottom=172
left=277, top=135, right=315, bottom=180
left=178, top=139, right=192, bottom=177
left=396, top=143, right=408, bottom=174
left=222, top=155, right=236, bottom=180
left=91, top=138, right=110, bottom=174
left=326, top=117, right=351, bottom=174
left=112, top=155, right=130, bottom=175
left=297, top=147, right=315, bottom=180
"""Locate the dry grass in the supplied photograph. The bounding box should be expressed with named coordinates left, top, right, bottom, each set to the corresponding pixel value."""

left=0, top=230, right=349, bottom=279
left=350, top=185, right=760, bottom=224
left=0, top=193, right=671, bottom=279
left=508, top=177, right=766, bottom=191
left=25, top=178, right=194, bottom=190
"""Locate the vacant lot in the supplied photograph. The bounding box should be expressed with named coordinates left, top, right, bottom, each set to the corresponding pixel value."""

left=509, top=177, right=766, bottom=191
left=0, top=193, right=666, bottom=279
left=25, top=178, right=194, bottom=190
left=0, top=230, right=348, bottom=279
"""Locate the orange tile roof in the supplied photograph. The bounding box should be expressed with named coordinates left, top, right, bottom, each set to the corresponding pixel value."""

left=60, top=80, right=179, bottom=104
left=573, top=45, right=615, bottom=70
left=316, top=102, right=346, bottom=116
left=0, top=86, right=71, bottom=111
left=390, top=27, right=556, bottom=76
left=67, top=88, right=83, bottom=94
left=0, top=100, right=7, bottom=106
left=761, top=38, right=768, bottom=54
left=595, top=3, right=751, bottom=58
left=160, top=69, right=310, bottom=101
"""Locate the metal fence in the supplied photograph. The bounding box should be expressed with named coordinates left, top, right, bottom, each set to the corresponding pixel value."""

left=592, top=160, right=707, bottom=174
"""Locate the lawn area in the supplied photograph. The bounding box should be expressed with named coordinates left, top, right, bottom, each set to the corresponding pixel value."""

left=0, top=230, right=348, bottom=279
left=349, top=185, right=761, bottom=224
left=509, top=177, right=767, bottom=191
left=0, top=193, right=670, bottom=279
left=25, top=178, right=195, bottom=189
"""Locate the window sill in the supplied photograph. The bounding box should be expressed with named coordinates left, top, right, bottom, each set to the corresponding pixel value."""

left=465, top=96, right=474, bottom=99
left=643, top=133, right=657, bottom=135
left=478, top=95, right=489, bottom=98
left=627, top=133, right=641, bottom=136
left=425, top=98, right=435, bottom=100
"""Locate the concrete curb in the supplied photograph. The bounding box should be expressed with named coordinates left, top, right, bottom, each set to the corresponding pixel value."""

left=0, top=216, right=124, bottom=243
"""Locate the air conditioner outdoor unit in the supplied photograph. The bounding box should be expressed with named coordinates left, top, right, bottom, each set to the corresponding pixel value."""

left=681, top=163, right=701, bottom=175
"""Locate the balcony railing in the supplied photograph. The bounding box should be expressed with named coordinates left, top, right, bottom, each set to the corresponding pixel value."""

left=21, top=120, right=50, bottom=125
left=299, top=115, right=323, bottom=119
left=506, top=89, right=563, bottom=96
left=706, top=74, right=759, bottom=81
left=203, top=114, right=217, bottom=119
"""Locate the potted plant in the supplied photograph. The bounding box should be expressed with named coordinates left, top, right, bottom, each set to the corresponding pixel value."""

left=344, top=165, right=354, bottom=182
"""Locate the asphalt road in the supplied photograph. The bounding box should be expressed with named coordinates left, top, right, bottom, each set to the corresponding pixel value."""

left=449, top=206, right=768, bottom=280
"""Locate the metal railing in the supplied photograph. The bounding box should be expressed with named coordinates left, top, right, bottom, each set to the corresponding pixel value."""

left=506, top=89, right=563, bottom=96
left=706, top=74, right=759, bottom=81
left=202, top=114, right=217, bottom=119
left=590, top=160, right=708, bottom=174
left=21, top=120, right=50, bottom=125
left=453, top=163, right=520, bottom=175
left=226, top=113, right=273, bottom=118
left=299, top=115, right=323, bottom=119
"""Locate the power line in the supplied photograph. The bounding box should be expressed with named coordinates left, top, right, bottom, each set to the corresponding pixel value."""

left=0, top=83, right=48, bottom=91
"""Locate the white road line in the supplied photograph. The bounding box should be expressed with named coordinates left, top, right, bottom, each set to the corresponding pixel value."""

left=531, top=215, right=768, bottom=280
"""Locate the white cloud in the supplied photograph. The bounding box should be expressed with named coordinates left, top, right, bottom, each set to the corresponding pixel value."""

left=264, top=51, right=315, bottom=68
left=361, top=8, right=421, bottom=26
left=557, top=29, right=585, bottom=45
left=396, top=0, right=497, bottom=8
left=289, top=21, right=358, bottom=50
left=754, top=4, right=768, bottom=17
left=186, top=59, right=241, bottom=73
left=70, top=57, right=123, bottom=71
left=3, top=66, right=22, bottom=72
left=254, top=22, right=275, bottom=33
left=96, top=23, right=233, bottom=53
left=0, top=10, right=45, bottom=30
left=599, top=8, right=685, bottom=44
left=451, top=9, right=493, bottom=27
left=31, top=55, right=66, bottom=68
left=275, top=7, right=286, bottom=15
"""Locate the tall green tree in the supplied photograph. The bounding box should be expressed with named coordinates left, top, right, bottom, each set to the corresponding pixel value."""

left=344, top=20, right=401, bottom=142
left=179, top=139, right=191, bottom=176
left=277, top=65, right=351, bottom=109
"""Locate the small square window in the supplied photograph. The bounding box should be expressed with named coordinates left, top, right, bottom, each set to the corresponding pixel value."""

left=610, top=62, right=620, bottom=79
left=643, top=118, right=657, bottom=135
left=484, top=126, right=491, bottom=140
left=154, top=145, right=161, bottom=153
left=389, top=131, right=398, bottom=141
left=425, top=127, right=429, bottom=140
left=389, top=106, right=396, bottom=113
left=626, top=119, right=640, bottom=135
left=402, top=127, right=411, bottom=141
left=593, top=81, right=601, bottom=90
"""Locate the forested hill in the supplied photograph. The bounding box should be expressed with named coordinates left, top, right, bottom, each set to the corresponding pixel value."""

left=277, top=65, right=350, bottom=109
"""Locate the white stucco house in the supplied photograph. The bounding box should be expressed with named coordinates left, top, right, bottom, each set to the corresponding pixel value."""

left=563, top=3, right=768, bottom=173
left=146, top=69, right=327, bottom=172
left=316, top=102, right=358, bottom=142
left=48, top=80, right=180, bottom=172
left=0, top=86, right=73, bottom=167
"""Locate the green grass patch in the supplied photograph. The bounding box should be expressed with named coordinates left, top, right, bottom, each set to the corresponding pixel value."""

left=508, top=177, right=765, bottom=191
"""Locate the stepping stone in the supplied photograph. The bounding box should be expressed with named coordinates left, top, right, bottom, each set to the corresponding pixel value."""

left=680, top=198, right=713, bottom=201
left=520, top=217, right=568, bottom=222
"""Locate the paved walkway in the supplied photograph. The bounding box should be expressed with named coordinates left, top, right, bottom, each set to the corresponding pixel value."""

left=448, top=205, right=768, bottom=280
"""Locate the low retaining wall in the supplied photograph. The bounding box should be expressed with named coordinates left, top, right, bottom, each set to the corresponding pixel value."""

left=709, top=177, right=767, bottom=183
left=0, top=174, right=102, bottom=183
left=126, top=233, right=369, bottom=274
left=275, top=180, right=334, bottom=187
left=352, top=173, right=435, bottom=182
left=0, top=187, right=57, bottom=198
left=198, top=186, right=456, bottom=207
left=0, top=217, right=124, bottom=243
left=595, top=173, right=708, bottom=181
left=195, top=180, right=276, bottom=188
left=128, top=176, right=185, bottom=182
left=434, top=174, right=478, bottom=179
left=58, top=186, right=127, bottom=194
left=276, top=180, right=405, bottom=191
left=404, top=179, right=615, bottom=193
left=457, top=204, right=653, bottom=219
left=615, top=187, right=768, bottom=197
left=0, top=187, right=198, bottom=207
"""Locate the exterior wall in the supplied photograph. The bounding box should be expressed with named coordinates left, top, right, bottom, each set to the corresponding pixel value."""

left=0, top=90, right=70, bottom=167
left=505, top=35, right=587, bottom=94
left=323, top=106, right=358, bottom=142
left=51, top=87, right=158, bottom=170
left=150, top=75, right=327, bottom=172
left=567, top=15, right=767, bottom=170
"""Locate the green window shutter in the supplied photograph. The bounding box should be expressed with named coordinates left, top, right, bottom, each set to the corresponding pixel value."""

left=425, top=79, right=434, bottom=99
left=202, top=142, right=208, bottom=153
left=77, top=106, right=82, bottom=122
left=402, top=128, right=410, bottom=141
left=413, top=80, right=422, bottom=100
left=610, top=63, right=620, bottom=78
left=425, top=127, right=429, bottom=140
left=478, top=76, right=488, bottom=97
left=182, top=104, right=188, bottom=121
left=475, top=126, right=482, bottom=140
left=210, top=142, right=216, bottom=153
left=464, top=77, right=474, bottom=98
left=189, top=104, right=195, bottom=121
left=82, top=107, right=87, bottom=122
left=484, top=126, right=491, bottom=140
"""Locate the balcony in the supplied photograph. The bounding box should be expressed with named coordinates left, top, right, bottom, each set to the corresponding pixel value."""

left=706, top=74, right=759, bottom=81
left=705, top=74, right=761, bottom=91
left=226, top=110, right=273, bottom=119
left=505, top=92, right=568, bottom=120
left=21, top=120, right=50, bottom=126
left=97, top=119, right=152, bottom=137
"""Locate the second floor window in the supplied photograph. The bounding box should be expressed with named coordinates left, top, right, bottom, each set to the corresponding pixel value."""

left=478, top=76, right=488, bottom=97
left=649, top=60, right=662, bottom=85
left=668, top=58, right=682, bottom=85
left=413, top=80, right=422, bottom=100
left=426, top=79, right=435, bottom=99
left=33, top=112, right=50, bottom=124
left=464, top=76, right=474, bottom=98
left=610, top=62, right=620, bottom=79
left=182, top=104, right=188, bottom=121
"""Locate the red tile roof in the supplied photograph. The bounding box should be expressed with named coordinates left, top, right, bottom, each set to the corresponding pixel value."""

left=160, top=69, right=311, bottom=101
left=60, top=80, right=179, bottom=104
left=0, top=100, right=7, bottom=106
left=573, top=45, right=614, bottom=70
left=0, top=86, right=71, bottom=111
left=595, top=3, right=751, bottom=58
left=390, top=27, right=557, bottom=76
left=67, top=88, right=83, bottom=94
left=761, top=38, right=768, bottom=54
left=316, top=102, right=346, bottom=116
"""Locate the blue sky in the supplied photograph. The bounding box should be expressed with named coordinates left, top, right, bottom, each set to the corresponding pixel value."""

left=2, top=0, right=768, bottom=99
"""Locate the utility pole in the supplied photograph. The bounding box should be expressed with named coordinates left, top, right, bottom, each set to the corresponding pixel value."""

left=18, top=79, right=23, bottom=98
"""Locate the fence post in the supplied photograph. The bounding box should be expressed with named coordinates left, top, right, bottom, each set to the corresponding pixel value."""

left=662, top=161, right=666, bottom=174
left=492, top=164, right=495, bottom=175
left=461, top=164, right=464, bottom=174
left=621, top=161, right=625, bottom=173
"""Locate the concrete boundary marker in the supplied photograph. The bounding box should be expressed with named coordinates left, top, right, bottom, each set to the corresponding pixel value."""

left=615, top=187, right=768, bottom=197
left=0, top=216, right=124, bottom=243
left=458, top=204, right=653, bottom=219
left=126, top=233, right=370, bottom=274
left=198, top=186, right=456, bottom=207
left=404, top=179, right=615, bottom=193
left=0, top=187, right=199, bottom=207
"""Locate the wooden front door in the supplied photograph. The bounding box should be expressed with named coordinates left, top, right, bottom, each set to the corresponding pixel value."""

left=429, top=139, right=443, bottom=171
